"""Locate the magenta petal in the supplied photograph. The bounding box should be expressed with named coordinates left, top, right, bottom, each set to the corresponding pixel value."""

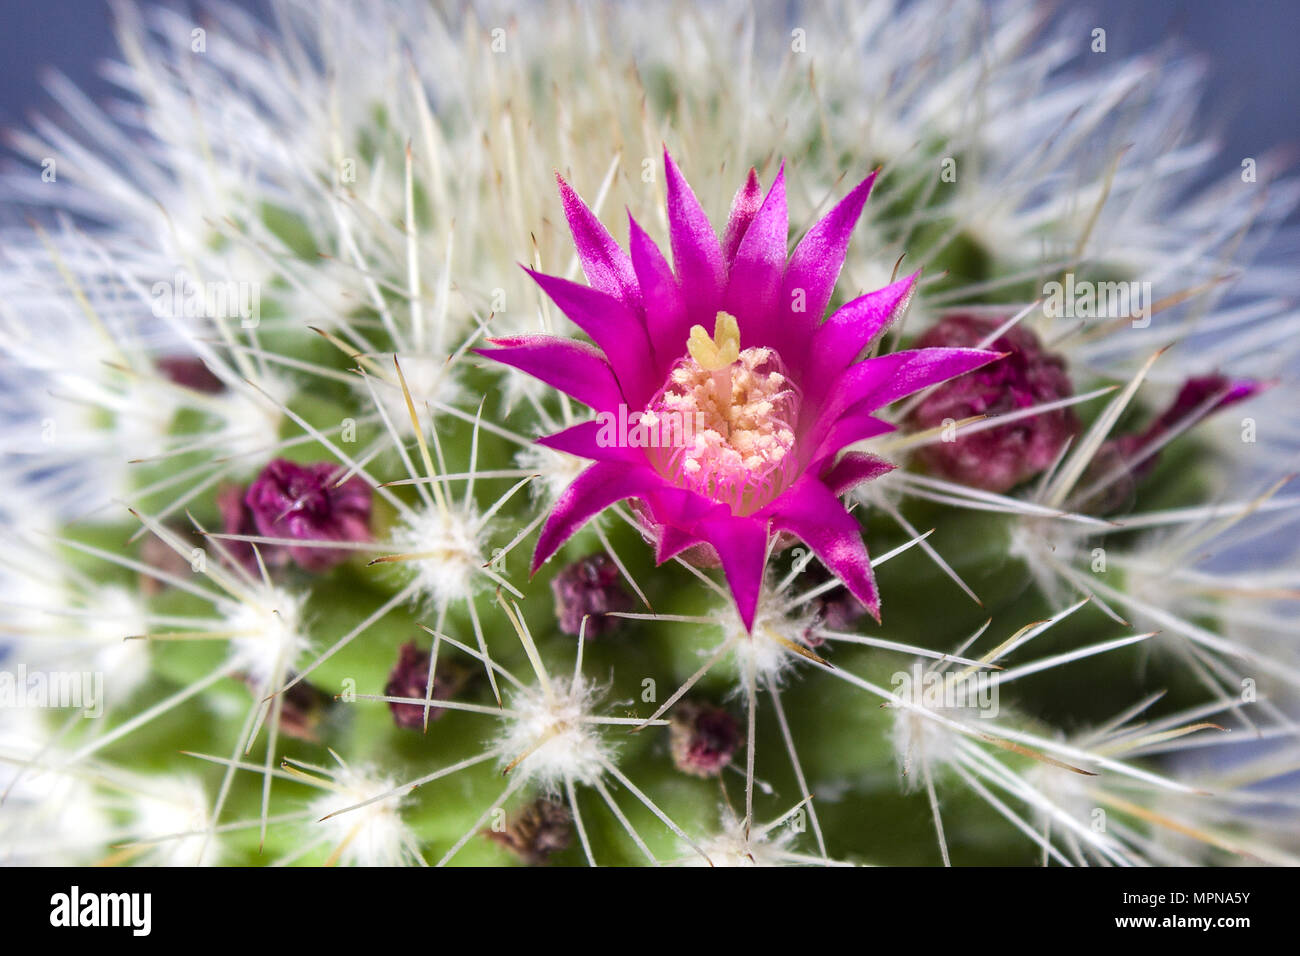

left=524, top=268, right=658, bottom=407
left=699, top=516, right=769, bottom=631
left=721, top=167, right=763, bottom=267
left=654, top=524, right=705, bottom=564
left=805, top=348, right=913, bottom=425
left=556, top=174, right=641, bottom=312
left=643, top=483, right=730, bottom=529
left=779, top=171, right=878, bottom=351
left=1220, top=378, right=1271, bottom=405
left=809, top=411, right=896, bottom=467
left=807, top=271, right=920, bottom=379
left=629, top=213, right=690, bottom=374
left=820, top=453, right=896, bottom=496
left=533, top=462, right=667, bottom=573
left=859, top=347, right=1003, bottom=410
left=535, top=419, right=644, bottom=465
left=475, top=336, right=623, bottom=412
left=664, top=148, right=725, bottom=325
left=727, top=163, right=788, bottom=344
left=761, top=477, right=879, bottom=620
left=816, top=347, right=1000, bottom=425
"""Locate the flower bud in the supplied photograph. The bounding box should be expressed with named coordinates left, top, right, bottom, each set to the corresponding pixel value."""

left=484, top=798, right=573, bottom=865
left=384, top=641, right=469, bottom=730
left=244, top=459, right=372, bottom=572
left=138, top=523, right=201, bottom=595
left=908, top=315, right=1079, bottom=493
left=670, top=700, right=741, bottom=778
left=1116, top=374, right=1266, bottom=476
left=236, top=671, right=333, bottom=743
left=217, top=483, right=283, bottom=573
left=800, top=564, right=869, bottom=647
left=550, top=553, right=633, bottom=637
left=156, top=355, right=226, bottom=393
left=1084, top=374, right=1267, bottom=512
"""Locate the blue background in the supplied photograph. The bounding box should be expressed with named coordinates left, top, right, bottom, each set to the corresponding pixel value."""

left=0, top=0, right=1297, bottom=211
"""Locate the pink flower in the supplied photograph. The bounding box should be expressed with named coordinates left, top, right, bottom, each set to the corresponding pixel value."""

left=478, top=152, right=998, bottom=629
left=244, top=459, right=373, bottom=572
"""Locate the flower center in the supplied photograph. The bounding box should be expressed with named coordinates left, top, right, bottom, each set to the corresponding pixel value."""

left=646, top=312, right=800, bottom=514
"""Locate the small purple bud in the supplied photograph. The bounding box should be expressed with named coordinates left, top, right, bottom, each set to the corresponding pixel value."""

left=384, top=641, right=468, bottom=730
left=1085, top=374, right=1268, bottom=512
left=484, top=798, right=573, bottom=865
left=550, top=553, right=634, bottom=638
left=670, top=700, right=741, bottom=778
left=157, top=355, right=226, bottom=394
left=217, top=483, right=284, bottom=573
left=237, top=671, right=333, bottom=743
left=1120, top=374, right=1267, bottom=472
left=244, top=459, right=373, bottom=572
left=908, top=315, right=1080, bottom=493
left=279, top=678, right=335, bottom=743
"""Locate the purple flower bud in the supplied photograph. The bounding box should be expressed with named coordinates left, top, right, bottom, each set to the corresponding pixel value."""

left=244, top=459, right=372, bottom=572
left=279, top=678, right=335, bottom=743
left=907, top=315, right=1080, bottom=493
left=156, top=355, right=226, bottom=393
left=217, top=483, right=284, bottom=573
left=1117, top=374, right=1267, bottom=474
left=670, top=700, right=741, bottom=778
left=384, top=641, right=468, bottom=730
left=550, top=553, right=633, bottom=638
left=237, top=671, right=333, bottom=743
left=484, top=798, right=573, bottom=865
left=1084, top=374, right=1268, bottom=512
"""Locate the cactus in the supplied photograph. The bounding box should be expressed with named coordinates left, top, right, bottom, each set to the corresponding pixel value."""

left=2, top=0, right=1298, bottom=867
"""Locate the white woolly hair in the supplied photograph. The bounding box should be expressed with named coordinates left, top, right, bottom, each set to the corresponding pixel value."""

left=721, top=578, right=820, bottom=686
left=392, top=504, right=488, bottom=610
left=130, top=774, right=220, bottom=866
left=494, top=675, right=612, bottom=790
left=684, top=805, right=798, bottom=867
left=307, top=765, right=413, bottom=867
left=224, top=586, right=310, bottom=688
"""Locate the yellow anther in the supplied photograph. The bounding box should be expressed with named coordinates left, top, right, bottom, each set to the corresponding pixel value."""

left=687, top=311, right=741, bottom=372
